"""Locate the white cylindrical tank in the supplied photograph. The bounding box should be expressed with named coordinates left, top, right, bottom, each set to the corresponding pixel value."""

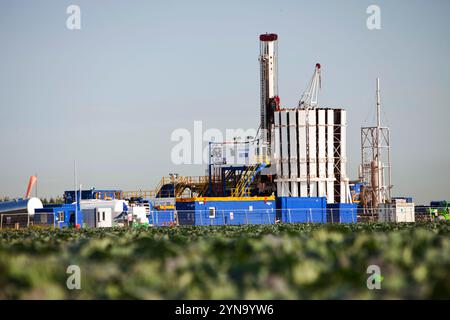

left=0, top=197, right=43, bottom=215
left=27, top=197, right=43, bottom=215
left=77, top=199, right=128, bottom=218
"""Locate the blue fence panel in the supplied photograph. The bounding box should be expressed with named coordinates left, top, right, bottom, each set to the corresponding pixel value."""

left=326, top=203, right=358, bottom=223
left=149, top=210, right=176, bottom=226
left=276, top=197, right=327, bottom=223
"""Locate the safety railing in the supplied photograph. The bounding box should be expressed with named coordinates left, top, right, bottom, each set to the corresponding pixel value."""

left=2, top=207, right=445, bottom=230
left=229, top=188, right=251, bottom=197
left=122, top=190, right=156, bottom=199
left=176, top=176, right=209, bottom=185
left=155, top=176, right=209, bottom=190
left=145, top=176, right=210, bottom=198
left=94, top=191, right=123, bottom=200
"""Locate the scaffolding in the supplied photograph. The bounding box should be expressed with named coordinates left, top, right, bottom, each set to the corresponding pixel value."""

left=122, top=176, right=210, bottom=200
left=207, top=138, right=271, bottom=197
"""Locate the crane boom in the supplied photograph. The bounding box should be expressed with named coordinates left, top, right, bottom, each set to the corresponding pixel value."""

left=299, top=63, right=321, bottom=109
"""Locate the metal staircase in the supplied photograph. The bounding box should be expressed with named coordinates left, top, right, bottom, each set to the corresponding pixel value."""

left=231, top=164, right=260, bottom=197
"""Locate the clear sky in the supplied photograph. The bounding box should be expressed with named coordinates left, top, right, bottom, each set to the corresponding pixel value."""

left=0, top=0, right=449, bottom=204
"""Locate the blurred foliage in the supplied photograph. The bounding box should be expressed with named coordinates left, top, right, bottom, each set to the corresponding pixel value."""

left=0, top=222, right=449, bottom=299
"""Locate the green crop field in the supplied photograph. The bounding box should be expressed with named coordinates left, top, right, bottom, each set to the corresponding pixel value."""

left=1, top=223, right=449, bottom=299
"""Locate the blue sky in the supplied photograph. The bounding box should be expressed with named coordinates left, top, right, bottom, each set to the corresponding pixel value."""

left=0, top=0, right=449, bottom=204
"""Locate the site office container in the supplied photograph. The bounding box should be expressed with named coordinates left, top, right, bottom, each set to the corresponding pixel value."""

left=175, top=196, right=276, bottom=226
left=326, top=203, right=358, bottom=223
left=379, top=203, right=415, bottom=222
left=55, top=204, right=83, bottom=228
left=34, top=204, right=83, bottom=228
left=276, top=197, right=327, bottom=223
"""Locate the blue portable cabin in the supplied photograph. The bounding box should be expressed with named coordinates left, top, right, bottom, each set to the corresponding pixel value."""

left=176, top=196, right=276, bottom=226
left=276, top=197, right=327, bottom=223
left=326, top=203, right=358, bottom=223
left=34, top=204, right=83, bottom=228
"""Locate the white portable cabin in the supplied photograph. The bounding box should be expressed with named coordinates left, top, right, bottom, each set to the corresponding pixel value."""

left=128, top=206, right=148, bottom=224
left=379, top=202, right=415, bottom=222
left=83, top=207, right=113, bottom=228
left=77, top=199, right=127, bottom=219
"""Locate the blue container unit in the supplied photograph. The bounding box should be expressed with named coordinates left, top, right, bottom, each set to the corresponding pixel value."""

left=430, top=201, right=449, bottom=208
left=276, top=197, right=327, bottom=223
left=64, top=189, right=122, bottom=204
left=326, top=203, right=358, bottom=223
left=176, top=197, right=276, bottom=226
left=34, top=204, right=83, bottom=228
left=148, top=205, right=177, bottom=226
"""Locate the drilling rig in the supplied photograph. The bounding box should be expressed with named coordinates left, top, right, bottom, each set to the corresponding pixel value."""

left=360, top=78, right=393, bottom=212
left=259, top=33, right=280, bottom=147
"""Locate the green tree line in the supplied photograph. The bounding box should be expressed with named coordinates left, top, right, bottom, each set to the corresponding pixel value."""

left=0, top=196, right=64, bottom=204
